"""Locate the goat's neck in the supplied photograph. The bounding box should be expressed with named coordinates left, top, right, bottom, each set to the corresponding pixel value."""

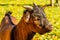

left=17, top=18, right=27, bottom=27
left=14, top=17, right=36, bottom=40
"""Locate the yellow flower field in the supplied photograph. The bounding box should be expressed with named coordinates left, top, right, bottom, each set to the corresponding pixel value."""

left=0, top=0, right=60, bottom=40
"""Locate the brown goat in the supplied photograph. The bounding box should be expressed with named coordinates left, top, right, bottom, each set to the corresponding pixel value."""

left=0, top=24, right=1, bottom=27
left=11, top=3, right=53, bottom=40
left=0, top=11, right=18, bottom=40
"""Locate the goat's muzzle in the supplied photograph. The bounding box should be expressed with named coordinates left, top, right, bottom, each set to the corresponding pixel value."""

left=45, top=24, right=53, bottom=32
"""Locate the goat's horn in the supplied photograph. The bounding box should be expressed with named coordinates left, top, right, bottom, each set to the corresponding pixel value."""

left=23, top=6, right=33, bottom=10
left=33, top=3, right=37, bottom=7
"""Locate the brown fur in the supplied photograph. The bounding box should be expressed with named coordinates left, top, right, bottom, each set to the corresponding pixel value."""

left=0, top=12, right=18, bottom=40
left=0, top=4, right=53, bottom=40
left=0, top=23, right=1, bottom=27
left=11, top=10, right=53, bottom=40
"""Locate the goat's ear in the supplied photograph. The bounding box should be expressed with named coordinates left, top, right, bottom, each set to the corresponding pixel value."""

left=5, top=16, right=9, bottom=23
left=24, top=12, right=30, bottom=23
left=23, top=6, right=33, bottom=11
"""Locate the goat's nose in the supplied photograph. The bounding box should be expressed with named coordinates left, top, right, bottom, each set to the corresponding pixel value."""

left=46, top=25, right=53, bottom=31
left=50, top=26, right=53, bottom=30
left=48, top=23, right=53, bottom=30
left=49, top=25, right=53, bottom=31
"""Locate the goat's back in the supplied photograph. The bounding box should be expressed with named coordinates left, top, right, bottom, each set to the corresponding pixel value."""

left=0, top=16, right=18, bottom=40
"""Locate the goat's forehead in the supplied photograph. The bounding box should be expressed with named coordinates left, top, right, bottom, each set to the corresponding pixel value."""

left=33, top=6, right=44, bottom=12
left=33, top=6, right=46, bottom=17
left=23, top=6, right=46, bottom=18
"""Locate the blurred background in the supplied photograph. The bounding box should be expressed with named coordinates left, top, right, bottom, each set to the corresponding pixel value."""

left=0, top=0, right=60, bottom=40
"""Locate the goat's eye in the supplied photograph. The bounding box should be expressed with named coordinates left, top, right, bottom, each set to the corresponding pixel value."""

left=37, top=18, right=40, bottom=20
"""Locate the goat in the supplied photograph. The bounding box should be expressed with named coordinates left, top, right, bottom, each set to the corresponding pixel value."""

left=11, top=3, right=53, bottom=40
left=0, top=11, right=18, bottom=40
left=0, top=24, right=1, bottom=27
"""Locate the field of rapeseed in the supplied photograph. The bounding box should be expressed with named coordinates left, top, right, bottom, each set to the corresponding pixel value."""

left=0, top=0, right=60, bottom=40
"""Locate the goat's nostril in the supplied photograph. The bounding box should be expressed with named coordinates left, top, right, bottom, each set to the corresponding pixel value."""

left=37, top=18, right=40, bottom=20
left=48, top=26, right=53, bottom=31
left=50, top=26, right=53, bottom=29
left=51, top=26, right=53, bottom=28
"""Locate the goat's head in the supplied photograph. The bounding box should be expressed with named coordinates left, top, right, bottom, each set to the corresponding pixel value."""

left=23, top=3, right=53, bottom=34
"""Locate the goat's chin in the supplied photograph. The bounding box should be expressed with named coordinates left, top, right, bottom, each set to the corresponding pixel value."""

left=39, top=31, right=51, bottom=35
left=38, top=31, right=47, bottom=35
left=46, top=28, right=52, bottom=33
left=38, top=28, right=52, bottom=35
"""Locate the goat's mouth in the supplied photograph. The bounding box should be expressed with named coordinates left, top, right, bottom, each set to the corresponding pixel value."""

left=34, top=23, right=53, bottom=35
left=40, top=25, right=53, bottom=34
left=38, top=24, right=53, bottom=31
left=39, top=24, right=53, bottom=32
